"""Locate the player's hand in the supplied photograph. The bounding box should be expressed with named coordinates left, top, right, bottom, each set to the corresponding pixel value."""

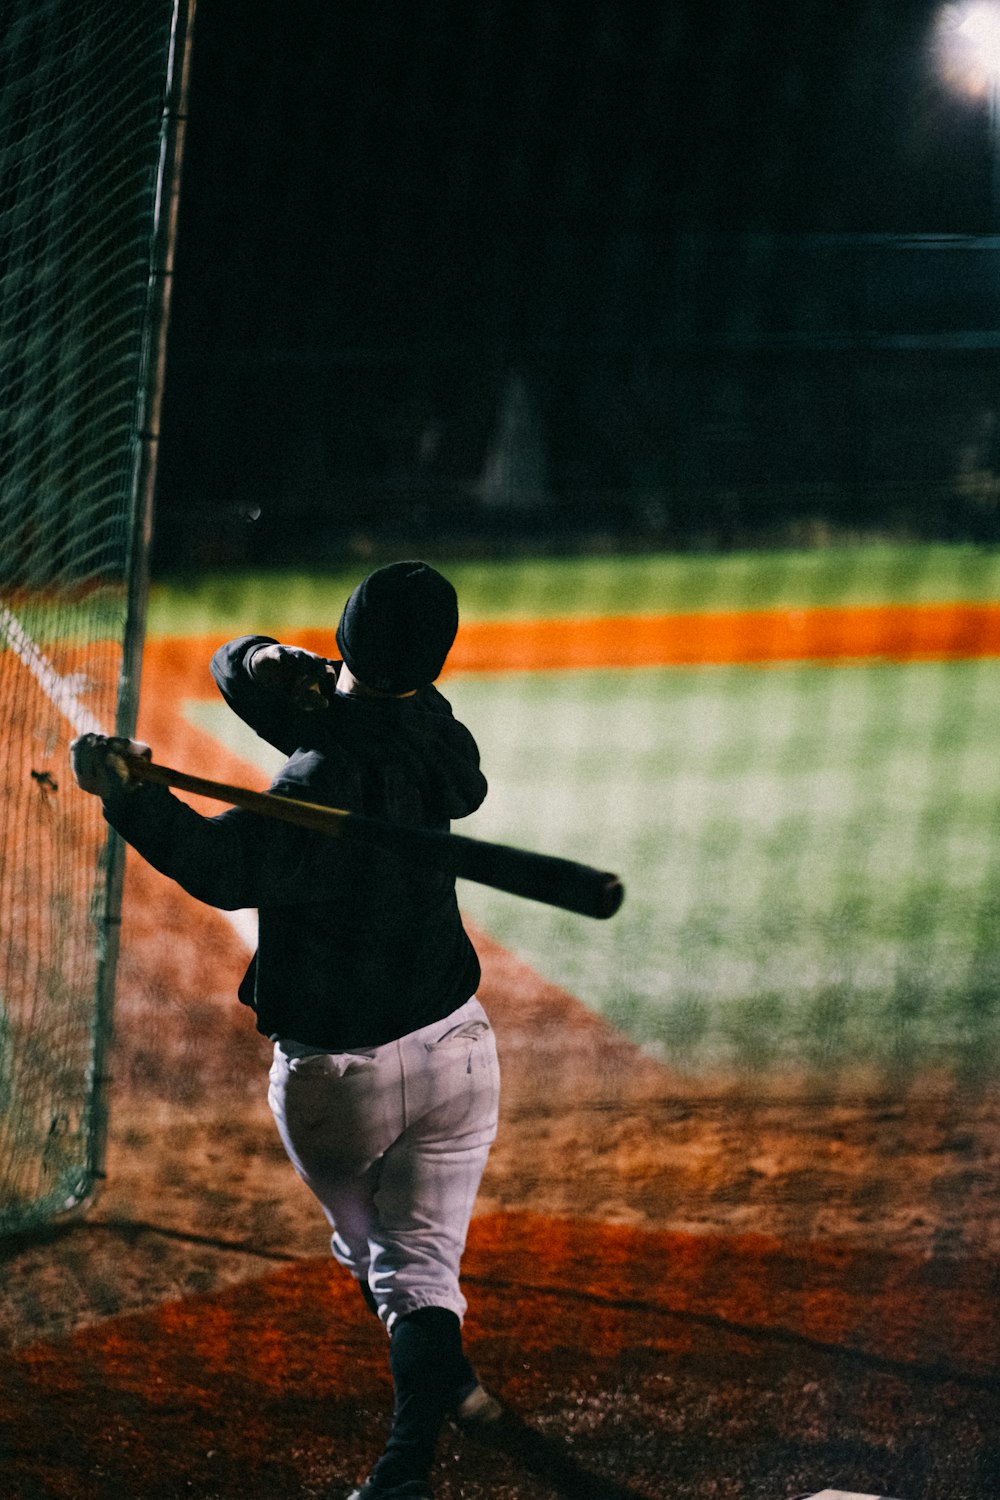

left=247, top=644, right=336, bottom=711
left=70, top=734, right=152, bottom=798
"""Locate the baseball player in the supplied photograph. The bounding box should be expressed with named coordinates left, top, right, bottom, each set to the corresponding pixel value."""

left=71, top=561, right=503, bottom=1500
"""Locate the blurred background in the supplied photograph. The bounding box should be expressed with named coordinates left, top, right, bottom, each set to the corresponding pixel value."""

left=155, top=0, right=1000, bottom=572
left=139, top=0, right=1000, bottom=1092
left=4, top=4, right=1000, bottom=1494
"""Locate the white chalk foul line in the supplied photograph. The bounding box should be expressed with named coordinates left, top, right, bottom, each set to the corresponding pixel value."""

left=0, top=601, right=105, bottom=738
left=224, top=907, right=258, bottom=950
left=0, top=600, right=258, bottom=953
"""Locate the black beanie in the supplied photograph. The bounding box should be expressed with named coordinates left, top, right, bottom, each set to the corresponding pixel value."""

left=335, top=561, right=459, bottom=693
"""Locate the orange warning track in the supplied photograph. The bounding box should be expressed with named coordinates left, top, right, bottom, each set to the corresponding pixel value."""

left=147, top=600, right=1000, bottom=683
left=444, top=600, right=1000, bottom=671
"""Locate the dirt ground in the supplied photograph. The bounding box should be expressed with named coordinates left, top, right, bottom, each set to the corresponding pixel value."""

left=5, top=850, right=1000, bottom=1349
left=3, top=854, right=999, bottom=1500
left=2, top=630, right=1000, bottom=1498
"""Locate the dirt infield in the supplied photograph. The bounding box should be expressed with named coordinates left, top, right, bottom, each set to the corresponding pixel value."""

left=2, top=617, right=1000, bottom=1498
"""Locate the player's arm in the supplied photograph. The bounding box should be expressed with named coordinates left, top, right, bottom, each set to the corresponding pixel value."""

left=210, top=635, right=340, bottom=755
left=69, top=733, right=353, bottom=911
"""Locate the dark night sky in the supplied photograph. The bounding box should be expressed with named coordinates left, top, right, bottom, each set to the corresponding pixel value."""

left=169, top=0, right=991, bottom=340
left=154, top=0, right=1000, bottom=563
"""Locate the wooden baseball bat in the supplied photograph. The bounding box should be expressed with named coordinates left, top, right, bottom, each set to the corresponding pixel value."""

left=124, top=756, right=625, bottom=920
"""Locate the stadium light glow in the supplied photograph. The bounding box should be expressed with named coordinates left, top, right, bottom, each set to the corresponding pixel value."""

left=936, top=2, right=1000, bottom=94
left=958, top=3, right=1000, bottom=72
left=935, top=2, right=1000, bottom=224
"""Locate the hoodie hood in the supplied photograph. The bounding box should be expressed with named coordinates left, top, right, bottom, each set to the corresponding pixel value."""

left=273, top=682, right=487, bottom=825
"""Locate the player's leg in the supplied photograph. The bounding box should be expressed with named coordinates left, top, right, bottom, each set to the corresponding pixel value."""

left=368, top=998, right=499, bottom=1329
left=360, top=998, right=501, bottom=1493
left=266, top=1041, right=401, bottom=1307
left=266, top=1010, right=501, bottom=1497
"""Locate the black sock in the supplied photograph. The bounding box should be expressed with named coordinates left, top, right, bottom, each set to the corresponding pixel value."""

left=367, top=1307, right=475, bottom=1488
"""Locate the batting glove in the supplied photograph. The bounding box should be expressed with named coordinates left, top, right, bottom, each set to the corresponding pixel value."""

left=70, top=734, right=152, bottom=798
left=247, top=643, right=336, bottom=711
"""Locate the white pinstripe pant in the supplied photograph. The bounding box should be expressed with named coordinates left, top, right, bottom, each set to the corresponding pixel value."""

left=267, top=996, right=500, bottom=1331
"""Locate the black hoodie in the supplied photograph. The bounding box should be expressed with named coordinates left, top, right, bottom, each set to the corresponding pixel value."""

left=104, top=636, right=488, bottom=1050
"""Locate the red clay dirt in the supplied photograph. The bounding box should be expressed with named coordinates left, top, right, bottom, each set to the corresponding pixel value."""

left=2, top=613, right=1000, bottom=1499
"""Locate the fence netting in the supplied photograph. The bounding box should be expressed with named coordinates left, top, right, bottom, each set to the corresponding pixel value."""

left=0, top=0, right=180, bottom=1236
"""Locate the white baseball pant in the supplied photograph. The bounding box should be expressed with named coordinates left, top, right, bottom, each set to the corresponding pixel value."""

left=267, top=995, right=500, bottom=1331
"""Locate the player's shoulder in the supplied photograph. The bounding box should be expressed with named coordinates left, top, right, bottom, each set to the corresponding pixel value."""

left=270, top=746, right=354, bottom=806
left=413, top=683, right=454, bottom=718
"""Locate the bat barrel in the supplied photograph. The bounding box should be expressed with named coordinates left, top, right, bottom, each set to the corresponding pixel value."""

left=339, top=815, right=626, bottom=920
left=125, top=756, right=625, bottom=920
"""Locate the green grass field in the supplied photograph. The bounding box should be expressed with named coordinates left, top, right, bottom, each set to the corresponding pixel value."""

left=167, top=543, right=1000, bottom=1083
left=149, top=540, right=1000, bottom=633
